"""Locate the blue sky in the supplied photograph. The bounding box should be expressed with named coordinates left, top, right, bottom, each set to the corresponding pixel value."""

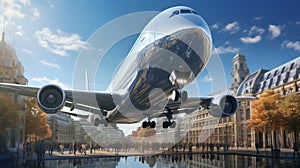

left=1, top=0, right=300, bottom=96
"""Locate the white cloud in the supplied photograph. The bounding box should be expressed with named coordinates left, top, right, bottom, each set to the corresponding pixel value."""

left=32, top=7, right=39, bottom=18
left=22, top=48, right=34, bottom=55
left=253, top=17, right=263, bottom=21
left=0, top=0, right=39, bottom=21
left=35, top=28, right=88, bottom=56
left=1, top=0, right=25, bottom=19
left=212, top=46, right=239, bottom=55
left=211, top=23, right=219, bottom=30
left=15, top=31, right=23, bottom=36
left=31, top=77, right=70, bottom=89
left=268, top=25, right=281, bottom=39
left=281, top=40, right=300, bottom=51
left=240, top=26, right=264, bottom=44
left=20, top=0, right=31, bottom=6
left=40, top=60, right=62, bottom=70
left=240, top=35, right=262, bottom=44
left=222, top=21, right=240, bottom=34
left=249, top=26, right=265, bottom=36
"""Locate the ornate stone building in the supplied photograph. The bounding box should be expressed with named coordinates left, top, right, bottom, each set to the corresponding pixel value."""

left=179, top=53, right=300, bottom=149
left=0, top=29, right=28, bottom=148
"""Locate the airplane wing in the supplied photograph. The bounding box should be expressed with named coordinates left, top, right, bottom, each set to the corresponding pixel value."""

left=0, top=82, right=244, bottom=122
left=154, top=94, right=241, bottom=119
left=0, top=83, right=116, bottom=113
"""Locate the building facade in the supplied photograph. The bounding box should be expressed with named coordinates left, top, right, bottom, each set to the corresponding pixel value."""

left=180, top=53, right=300, bottom=149
left=0, top=30, right=28, bottom=148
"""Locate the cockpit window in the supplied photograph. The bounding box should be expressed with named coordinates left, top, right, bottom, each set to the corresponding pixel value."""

left=169, top=9, right=199, bottom=18
left=191, top=10, right=198, bottom=15
left=180, top=9, right=191, bottom=14
left=169, top=10, right=179, bottom=17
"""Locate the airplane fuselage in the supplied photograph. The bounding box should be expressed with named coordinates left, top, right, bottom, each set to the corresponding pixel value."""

left=106, top=6, right=212, bottom=123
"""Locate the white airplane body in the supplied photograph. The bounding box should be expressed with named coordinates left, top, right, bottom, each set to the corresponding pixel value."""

left=0, top=6, right=239, bottom=128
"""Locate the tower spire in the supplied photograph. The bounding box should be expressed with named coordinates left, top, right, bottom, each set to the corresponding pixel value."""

left=1, top=18, right=5, bottom=41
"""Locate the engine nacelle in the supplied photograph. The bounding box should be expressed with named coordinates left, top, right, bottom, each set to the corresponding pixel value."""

left=37, top=84, right=66, bottom=114
left=208, top=94, right=238, bottom=118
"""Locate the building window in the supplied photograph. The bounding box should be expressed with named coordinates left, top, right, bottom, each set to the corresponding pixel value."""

left=274, top=70, right=278, bottom=76
left=290, top=62, right=295, bottom=70
left=246, top=109, right=250, bottom=120
left=281, top=66, right=286, bottom=73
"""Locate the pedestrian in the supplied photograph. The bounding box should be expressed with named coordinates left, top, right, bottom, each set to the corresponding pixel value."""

left=41, top=140, right=46, bottom=161
left=216, top=143, right=220, bottom=153
left=49, top=142, right=54, bottom=155
left=69, top=143, right=73, bottom=154
left=255, top=142, right=259, bottom=154
left=73, top=141, right=77, bottom=155
left=293, top=142, right=298, bottom=158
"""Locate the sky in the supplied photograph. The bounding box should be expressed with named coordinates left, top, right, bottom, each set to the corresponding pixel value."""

left=1, top=0, right=300, bottom=134
left=1, top=0, right=300, bottom=92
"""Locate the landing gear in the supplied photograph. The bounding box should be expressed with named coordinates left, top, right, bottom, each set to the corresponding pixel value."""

left=142, top=120, right=156, bottom=128
left=94, top=118, right=108, bottom=127
left=171, top=90, right=188, bottom=102
left=162, top=121, right=176, bottom=128
left=162, top=109, right=176, bottom=129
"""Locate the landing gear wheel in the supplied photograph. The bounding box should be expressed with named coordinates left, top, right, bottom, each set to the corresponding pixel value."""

left=163, top=121, right=169, bottom=129
left=142, top=121, right=148, bottom=128
left=162, top=121, right=176, bottom=129
left=99, top=118, right=105, bottom=124
left=170, top=121, right=176, bottom=128
left=149, top=121, right=156, bottom=128
left=94, top=118, right=100, bottom=127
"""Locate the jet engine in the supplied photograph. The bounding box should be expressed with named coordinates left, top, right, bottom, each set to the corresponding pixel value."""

left=37, top=84, right=66, bottom=114
left=207, top=95, right=238, bottom=118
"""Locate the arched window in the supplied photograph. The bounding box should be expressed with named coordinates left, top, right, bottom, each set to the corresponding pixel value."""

left=274, top=70, right=278, bottom=76
left=290, top=62, right=295, bottom=70
left=281, top=66, right=286, bottom=73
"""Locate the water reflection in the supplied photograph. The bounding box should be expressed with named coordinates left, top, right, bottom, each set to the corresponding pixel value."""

left=7, top=154, right=300, bottom=168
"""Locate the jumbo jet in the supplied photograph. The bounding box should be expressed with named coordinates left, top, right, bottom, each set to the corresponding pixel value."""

left=0, top=6, right=239, bottom=129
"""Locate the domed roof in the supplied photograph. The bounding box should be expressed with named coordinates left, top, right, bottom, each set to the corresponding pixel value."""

left=0, top=38, right=21, bottom=68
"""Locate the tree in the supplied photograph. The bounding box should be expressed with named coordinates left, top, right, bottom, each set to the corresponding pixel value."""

left=132, top=127, right=156, bottom=137
left=0, top=93, right=20, bottom=146
left=0, top=93, right=20, bottom=132
left=279, top=93, right=300, bottom=144
left=24, top=98, right=52, bottom=141
left=249, top=90, right=283, bottom=148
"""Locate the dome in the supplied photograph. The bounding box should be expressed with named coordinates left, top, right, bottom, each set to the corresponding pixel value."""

left=0, top=32, right=27, bottom=84
left=0, top=40, right=21, bottom=68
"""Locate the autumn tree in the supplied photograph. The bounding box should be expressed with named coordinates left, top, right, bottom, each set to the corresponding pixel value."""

left=24, top=98, right=52, bottom=141
left=249, top=90, right=283, bottom=148
left=0, top=93, right=20, bottom=146
left=132, top=127, right=156, bottom=137
left=279, top=93, right=300, bottom=143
